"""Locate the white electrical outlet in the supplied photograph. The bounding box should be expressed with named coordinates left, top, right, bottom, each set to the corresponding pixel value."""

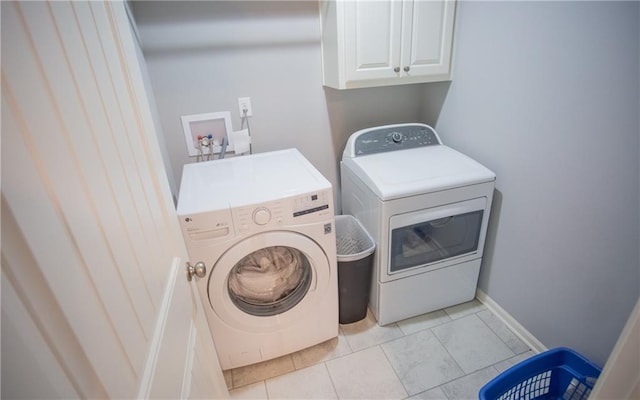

left=238, top=97, right=253, bottom=117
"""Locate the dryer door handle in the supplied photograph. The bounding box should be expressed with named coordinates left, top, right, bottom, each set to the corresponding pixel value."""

left=186, top=261, right=207, bottom=282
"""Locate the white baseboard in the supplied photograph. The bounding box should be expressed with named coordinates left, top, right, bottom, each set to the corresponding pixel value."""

left=476, top=289, right=547, bottom=353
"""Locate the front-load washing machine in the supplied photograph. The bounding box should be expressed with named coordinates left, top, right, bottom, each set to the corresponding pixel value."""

left=177, top=149, right=338, bottom=370
left=341, top=123, right=496, bottom=325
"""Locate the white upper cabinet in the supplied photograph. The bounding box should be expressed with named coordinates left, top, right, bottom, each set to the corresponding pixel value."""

left=321, top=0, right=456, bottom=89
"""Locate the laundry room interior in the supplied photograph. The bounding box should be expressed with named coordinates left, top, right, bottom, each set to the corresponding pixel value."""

left=125, top=0, right=640, bottom=398
left=6, top=1, right=639, bottom=399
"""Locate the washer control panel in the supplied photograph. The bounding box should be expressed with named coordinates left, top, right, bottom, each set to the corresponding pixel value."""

left=350, top=124, right=441, bottom=157
left=235, top=202, right=284, bottom=234
left=252, top=207, right=272, bottom=225
left=181, top=190, right=333, bottom=240
left=292, top=191, right=330, bottom=218
left=232, top=189, right=332, bottom=234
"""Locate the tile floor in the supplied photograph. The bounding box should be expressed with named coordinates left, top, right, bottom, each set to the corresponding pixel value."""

left=224, top=299, right=537, bottom=400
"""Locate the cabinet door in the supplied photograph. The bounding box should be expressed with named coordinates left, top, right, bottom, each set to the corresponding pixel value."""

left=345, top=0, right=403, bottom=83
left=401, top=0, right=456, bottom=80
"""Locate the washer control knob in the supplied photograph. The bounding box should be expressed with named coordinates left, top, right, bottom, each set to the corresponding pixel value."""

left=253, top=207, right=271, bottom=225
left=391, top=131, right=403, bottom=143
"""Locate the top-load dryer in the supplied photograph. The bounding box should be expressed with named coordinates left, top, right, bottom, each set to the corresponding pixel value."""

left=341, top=123, right=496, bottom=325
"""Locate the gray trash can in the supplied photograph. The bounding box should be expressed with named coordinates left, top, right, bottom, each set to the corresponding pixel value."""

left=335, top=215, right=376, bottom=324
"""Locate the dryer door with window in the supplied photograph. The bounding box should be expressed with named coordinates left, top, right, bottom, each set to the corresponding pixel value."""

left=207, top=231, right=330, bottom=332
left=384, top=197, right=488, bottom=282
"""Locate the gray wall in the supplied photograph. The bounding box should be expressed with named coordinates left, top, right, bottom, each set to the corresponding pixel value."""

left=132, top=1, right=640, bottom=367
left=127, top=4, right=179, bottom=203
left=426, top=1, right=640, bottom=366
left=131, top=1, right=424, bottom=207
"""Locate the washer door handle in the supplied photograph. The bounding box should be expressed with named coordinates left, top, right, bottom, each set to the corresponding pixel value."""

left=186, top=261, right=207, bottom=282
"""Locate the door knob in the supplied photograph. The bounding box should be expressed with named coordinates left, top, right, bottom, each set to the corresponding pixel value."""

left=394, top=67, right=400, bottom=73
left=404, top=66, right=410, bottom=72
left=186, top=261, right=207, bottom=282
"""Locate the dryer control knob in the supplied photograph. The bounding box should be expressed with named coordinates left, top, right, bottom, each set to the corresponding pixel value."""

left=391, top=131, right=403, bottom=143
left=253, top=208, right=271, bottom=225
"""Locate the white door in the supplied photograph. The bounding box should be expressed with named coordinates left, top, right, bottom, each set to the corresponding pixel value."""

left=345, top=0, right=403, bottom=82
left=590, top=298, right=640, bottom=399
left=1, top=1, right=227, bottom=398
left=401, top=0, right=456, bottom=79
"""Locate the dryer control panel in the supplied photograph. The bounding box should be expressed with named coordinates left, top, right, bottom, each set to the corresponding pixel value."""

left=344, top=123, right=442, bottom=158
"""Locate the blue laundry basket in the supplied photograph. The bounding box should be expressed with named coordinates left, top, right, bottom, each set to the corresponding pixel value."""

left=479, top=347, right=601, bottom=400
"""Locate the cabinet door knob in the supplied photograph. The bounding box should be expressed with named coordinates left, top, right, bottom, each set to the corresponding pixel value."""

left=394, top=67, right=400, bottom=73
left=404, top=66, right=410, bottom=72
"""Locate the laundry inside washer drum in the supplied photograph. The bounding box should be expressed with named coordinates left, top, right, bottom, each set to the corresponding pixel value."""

left=228, top=246, right=312, bottom=316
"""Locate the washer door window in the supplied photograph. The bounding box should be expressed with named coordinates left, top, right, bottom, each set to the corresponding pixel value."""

left=389, top=197, right=487, bottom=274
left=207, top=230, right=331, bottom=331
left=228, top=246, right=312, bottom=317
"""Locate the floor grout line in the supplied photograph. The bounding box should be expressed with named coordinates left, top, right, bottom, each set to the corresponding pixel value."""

left=321, top=359, right=339, bottom=399
left=228, top=299, right=537, bottom=399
